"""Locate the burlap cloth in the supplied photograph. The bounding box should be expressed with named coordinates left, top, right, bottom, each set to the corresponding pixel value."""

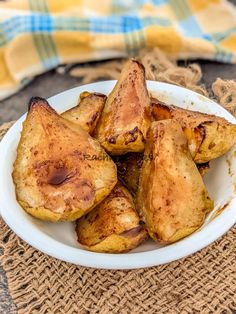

left=0, top=49, right=236, bottom=314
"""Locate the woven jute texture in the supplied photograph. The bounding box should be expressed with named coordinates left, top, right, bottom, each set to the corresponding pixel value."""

left=1, top=49, right=236, bottom=314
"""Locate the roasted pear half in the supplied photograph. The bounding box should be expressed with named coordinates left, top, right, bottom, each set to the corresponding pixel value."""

left=114, top=153, right=143, bottom=196
left=13, top=97, right=117, bottom=222
left=76, top=183, right=147, bottom=253
left=151, top=98, right=236, bottom=163
left=94, top=59, right=151, bottom=155
left=136, top=120, right=214, bottom=243
left=61, top=92, right=106, bottom=135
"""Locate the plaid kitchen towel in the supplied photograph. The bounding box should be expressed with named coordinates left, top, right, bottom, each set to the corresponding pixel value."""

left=0, top=0, right=236, bottom=100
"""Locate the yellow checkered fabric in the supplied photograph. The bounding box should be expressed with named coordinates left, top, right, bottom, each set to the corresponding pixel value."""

left=0, top=0, right=236, bottom=99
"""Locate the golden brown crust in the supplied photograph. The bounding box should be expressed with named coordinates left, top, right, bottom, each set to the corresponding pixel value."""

left=13, top=97, right=117, bottom=222
left=94, top=59, right=151, bottom=155
left=76, top=183, right=147, bottom=253
left=151, top=98, right=236, bottom=163
left=61, top=92, right=106, bottom=135
left=136, top=120, right=213, bottom=243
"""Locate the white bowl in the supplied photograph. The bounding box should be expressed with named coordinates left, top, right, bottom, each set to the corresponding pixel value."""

left=0, top=81, right=235, bottom=269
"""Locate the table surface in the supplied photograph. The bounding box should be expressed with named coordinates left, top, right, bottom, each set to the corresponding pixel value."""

left=0, top=58, right=236, bottom=313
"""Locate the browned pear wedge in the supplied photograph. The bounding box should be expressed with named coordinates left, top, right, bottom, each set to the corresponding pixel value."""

left=94, top=59, right=151, bottom=155
left=113, top=153, right=143, bottom=196
left=136, top=120, right=214, bottom=244
left=151, top=98, right=236, bottom=163
left=61, top=92, right=106, bottom=135
left=13, top=97, right=117, bottom=222
left=76, top=182, right=147, bottom=253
